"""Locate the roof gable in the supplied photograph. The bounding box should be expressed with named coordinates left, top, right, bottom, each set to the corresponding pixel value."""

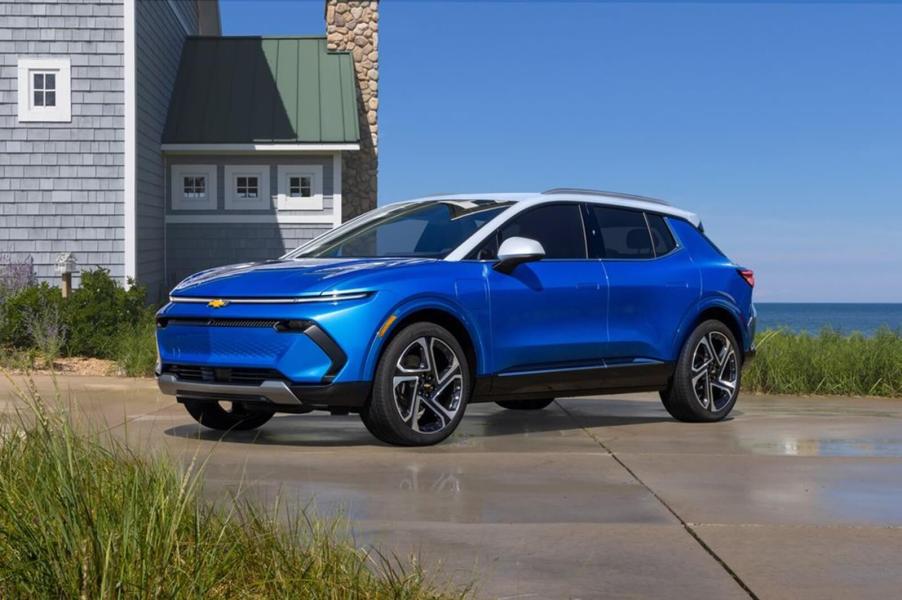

left=163, top=37, right=360, bottom=145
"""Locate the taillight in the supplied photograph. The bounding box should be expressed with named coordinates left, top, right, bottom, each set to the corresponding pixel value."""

left=738, top=269, right=755, bottom=287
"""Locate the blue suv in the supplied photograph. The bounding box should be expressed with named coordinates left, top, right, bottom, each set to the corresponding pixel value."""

left=156, top=189, right=756, bottom=446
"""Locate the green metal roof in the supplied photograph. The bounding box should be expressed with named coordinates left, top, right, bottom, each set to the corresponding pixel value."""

left=163, top=37, right=360, bottom=145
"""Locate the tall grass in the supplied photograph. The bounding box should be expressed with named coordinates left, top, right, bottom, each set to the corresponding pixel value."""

left=0, top=378, right=464, bottom=599
left=115, top=310, right=158, bottom=377
left=744, top=327, right=902, bottom=397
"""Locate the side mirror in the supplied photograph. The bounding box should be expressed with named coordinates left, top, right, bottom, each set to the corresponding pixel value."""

left=493, top=237, right=546, bottom=274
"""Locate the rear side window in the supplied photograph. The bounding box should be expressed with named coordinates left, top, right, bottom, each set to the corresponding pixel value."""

left=589, top=206, right=653, bottom=259
left=646, top=214, right=677, bottom=256
left=472, top=203, right=587, bottom=259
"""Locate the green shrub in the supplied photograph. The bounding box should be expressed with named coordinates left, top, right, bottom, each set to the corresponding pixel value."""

left=64, top=269, right=147, bottom=358
left=0, top=282, right=64, bottom=348
left=115, top=309, right=158, bottom=376
left=0, top=381, right=462, bottom=599
left=745, top=327, right=902, bottom=397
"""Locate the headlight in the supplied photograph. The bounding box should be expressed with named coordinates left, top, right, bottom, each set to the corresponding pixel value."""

left=167, top=290, right=375, bottom=305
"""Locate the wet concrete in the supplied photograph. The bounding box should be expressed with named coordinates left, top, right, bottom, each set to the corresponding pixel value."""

left=2, top=375, right=901, bottom=599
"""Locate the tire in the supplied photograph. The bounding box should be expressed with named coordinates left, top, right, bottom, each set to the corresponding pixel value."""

left=661, top=319, right=741, bottom=422
left=361, top=322, right=471, bottom=446
left=182, top=398, right=275, bottom=431
left=496, top=398, right=555, bottom=411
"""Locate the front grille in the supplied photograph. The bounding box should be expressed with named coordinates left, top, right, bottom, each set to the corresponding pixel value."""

left=158, top=317, right=281, bottom=329
left=163, top=364, right=287, bottom=385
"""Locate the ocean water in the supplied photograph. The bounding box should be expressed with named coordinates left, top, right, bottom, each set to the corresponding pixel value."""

left=756, top=303, right=902, bottom=336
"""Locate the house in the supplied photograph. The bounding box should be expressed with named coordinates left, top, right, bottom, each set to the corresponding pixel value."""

left=0, top=0, right=378, bottom=300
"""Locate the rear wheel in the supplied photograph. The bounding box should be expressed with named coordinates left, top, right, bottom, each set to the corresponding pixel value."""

left=182, top=398, right=275, bottom=431
left=661, top=320, right=741, bottom=422
left=495, top=398, right=555, bottom=411
left=361, top=322, right=470, bottom=446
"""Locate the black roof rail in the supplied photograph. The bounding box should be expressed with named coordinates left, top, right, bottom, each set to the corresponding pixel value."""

left=542, top=187, right=670, bottom=206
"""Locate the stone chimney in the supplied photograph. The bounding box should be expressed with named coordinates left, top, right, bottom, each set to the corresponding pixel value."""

left=325, top=1, right=378, bottom=220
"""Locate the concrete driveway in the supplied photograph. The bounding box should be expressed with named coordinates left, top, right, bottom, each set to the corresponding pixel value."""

left=3, top=375, right=902, bottom=599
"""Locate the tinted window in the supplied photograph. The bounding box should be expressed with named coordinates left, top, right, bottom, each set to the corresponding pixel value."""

left=474, top=204, right=587, bottom=260
left=646, top=214, right=677, bottom=256
left=590, top=206, right=653, bottom=259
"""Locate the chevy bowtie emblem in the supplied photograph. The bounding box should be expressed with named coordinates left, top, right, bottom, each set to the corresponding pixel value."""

left=208, top=299, right=228, bottom=309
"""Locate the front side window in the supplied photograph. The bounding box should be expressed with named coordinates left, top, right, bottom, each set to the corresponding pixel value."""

left=32, top=72, right=56, bottom=107
left=590, top=206, right=654, bottom=259
left=183, top=176, right=206, bottom=199
left=236, top=176, right=259, bottom=199
left=291, top=200, right=512, bottom=259
left=472, top=203, right=587, bottom=260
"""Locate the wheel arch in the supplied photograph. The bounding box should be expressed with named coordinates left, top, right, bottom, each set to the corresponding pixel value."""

left=677, top=299, right=748, bottom=361
left=362, top=300, right=485, bottom=384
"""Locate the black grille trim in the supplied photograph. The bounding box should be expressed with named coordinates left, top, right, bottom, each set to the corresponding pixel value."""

left=157, top=317, right=289, bottom=329
left=162, top=364, right=288, bottom=385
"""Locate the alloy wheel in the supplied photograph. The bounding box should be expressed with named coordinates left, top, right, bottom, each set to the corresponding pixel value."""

left=392, top=336, right=464, bottom=434
left=690, top=331, right=738, bottom=413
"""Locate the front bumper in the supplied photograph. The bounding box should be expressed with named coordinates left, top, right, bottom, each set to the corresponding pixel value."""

left=157, top=372, right=370, bottom=411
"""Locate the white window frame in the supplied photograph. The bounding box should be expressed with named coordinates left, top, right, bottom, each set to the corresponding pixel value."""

left=171, top=164, right=217, bottom=210
left=277, top=165, right=324, bottom=210
left=224, top=165, right=272, bottom=210
left=17, top=57, right=71, bottom=122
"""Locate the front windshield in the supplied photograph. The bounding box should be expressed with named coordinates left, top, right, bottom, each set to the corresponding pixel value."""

left=289, top=200, right=513, bottom=259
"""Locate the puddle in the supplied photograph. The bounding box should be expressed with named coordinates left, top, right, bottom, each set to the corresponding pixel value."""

left=742, top=437, right=902, bottom=457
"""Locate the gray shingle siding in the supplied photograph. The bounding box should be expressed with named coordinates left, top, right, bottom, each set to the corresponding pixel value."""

left=0, top=0, right=124, bottom=285
left=167, top=0, right=199, bottom=36
left=166, top=223, right=330, bottom=287
left=136, top=0, right=199, bottom=301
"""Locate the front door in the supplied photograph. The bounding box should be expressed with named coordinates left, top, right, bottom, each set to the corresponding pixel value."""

left=477, top=203, right=608, bottom=389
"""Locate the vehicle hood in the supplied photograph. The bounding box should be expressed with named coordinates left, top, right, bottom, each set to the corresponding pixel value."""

left=170, top=258, right=434, bottom=298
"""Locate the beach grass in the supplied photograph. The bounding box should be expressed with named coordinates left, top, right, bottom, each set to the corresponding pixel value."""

left=0, top=378, right=465, bottom=599
left=744, top=327, right=902, bottom=397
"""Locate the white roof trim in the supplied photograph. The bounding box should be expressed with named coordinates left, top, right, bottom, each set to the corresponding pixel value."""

left=161, top=143, right=360, bottom=153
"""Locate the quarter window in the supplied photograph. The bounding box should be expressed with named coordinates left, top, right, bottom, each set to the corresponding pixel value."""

left=646, top=213, right=677, bottom=256
left=236, top=176, right=258, bottom=199
left=590, top=206, right=654, bottom=259
left=474, top=204, right=587, bottom=260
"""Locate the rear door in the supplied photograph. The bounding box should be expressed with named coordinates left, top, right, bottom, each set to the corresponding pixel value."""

left=586, top=206, right=700, bottom=363
left=476, top=203, right=608, bottom=377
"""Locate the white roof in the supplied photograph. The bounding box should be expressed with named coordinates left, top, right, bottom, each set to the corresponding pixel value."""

left=410, top=190, right=700, bottom=226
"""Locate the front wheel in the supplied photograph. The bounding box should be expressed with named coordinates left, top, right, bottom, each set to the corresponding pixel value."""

left=661, top=320, right=741, bottom=422
left=182, top=398, right=275, bottom=431
left=361, top=322, right=470, bottom=446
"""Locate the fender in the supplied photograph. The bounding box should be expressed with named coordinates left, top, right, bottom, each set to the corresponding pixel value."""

left=673, top=293, right=747, bottom=358
left=359, top=293, right=490, bottom=383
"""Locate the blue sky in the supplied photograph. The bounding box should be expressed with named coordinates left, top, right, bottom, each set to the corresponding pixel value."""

left=220, top=1, right=902, bottom=302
